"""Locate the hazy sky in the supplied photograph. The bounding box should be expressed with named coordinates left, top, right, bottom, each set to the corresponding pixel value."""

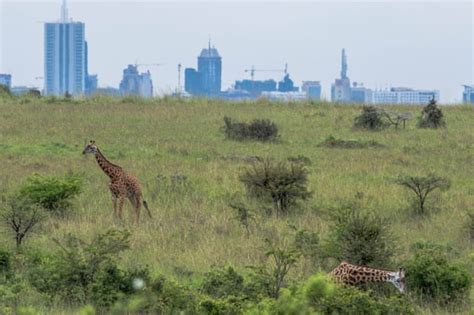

left=1, top=0, right=473, bottom=102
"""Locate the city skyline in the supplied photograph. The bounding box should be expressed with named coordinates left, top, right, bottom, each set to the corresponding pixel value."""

left=1, top=1, right=472, bottom=102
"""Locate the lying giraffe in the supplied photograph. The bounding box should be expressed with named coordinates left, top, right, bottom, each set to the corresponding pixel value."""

left=329, top=261, right=405, bottom=293
left=82, top=140, right=152, bottom=224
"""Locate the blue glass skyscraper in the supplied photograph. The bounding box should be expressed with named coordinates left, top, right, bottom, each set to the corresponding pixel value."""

left=44, top=0, right=86, bottom=96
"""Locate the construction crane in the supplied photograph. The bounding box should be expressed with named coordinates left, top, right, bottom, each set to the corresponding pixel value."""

left=244, top=63, right=288, bottom=81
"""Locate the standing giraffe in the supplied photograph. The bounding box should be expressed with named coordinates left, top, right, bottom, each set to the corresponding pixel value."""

left=329, top=261, right=406, bottom=293
left=82, top=140, right=152, bottom=224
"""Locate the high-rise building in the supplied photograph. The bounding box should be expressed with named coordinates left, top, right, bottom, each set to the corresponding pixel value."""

left=184, top=41, right=222, bottom=96
left=44, top=0, right=87, bottom=96
left=119, top=64, right=153, bottom=98
left=331, top=49, right=351, bottom=102
left=301, top=81, right=321, bottom=100
left=373, top=87, right=439, bottom=104
left=463, top=85, right=474, bottom=104
left=0, top=74, right=12, bottom=89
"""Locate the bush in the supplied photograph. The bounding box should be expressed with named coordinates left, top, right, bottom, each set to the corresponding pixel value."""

left=200, top=266, right=245, bottom=299
left=247, top=273, right=415, bottom=315
left=240, top=159, right=311, bottom=215
left=223, top=116, right=278, bottom=141
left=0, top=249, right=11, bottom=274
left=353, top=106, right=386, bottom=130
left=418, top=98, right=445, bottom=128
left=324, top=204, right=395, bottom=266
left=404, top=241, right=471, bottom=305
left=394, top=175, right=450, bottom=215
left=0, top=85, right=12, bottom=97
left=18, top=174, right=82, bottom=215
left=28, top=229, right=134, bottom=307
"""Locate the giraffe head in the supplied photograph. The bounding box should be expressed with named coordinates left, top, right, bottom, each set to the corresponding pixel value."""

left=389, top=268, right=406, bottom=294
left=82, top=140, right=98, bottom=155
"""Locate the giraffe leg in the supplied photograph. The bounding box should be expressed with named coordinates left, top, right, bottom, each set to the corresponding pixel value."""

left=133, top=196, right=141, bottom=225
left=112, top=196, right=117, bottom=218
left=117, top=197, right=125, bottom=221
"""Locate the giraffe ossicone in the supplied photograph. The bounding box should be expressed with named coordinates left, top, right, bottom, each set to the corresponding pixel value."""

left=82, top=140, right=152, bottom=224
left=329, top=261, right=406, bottom=293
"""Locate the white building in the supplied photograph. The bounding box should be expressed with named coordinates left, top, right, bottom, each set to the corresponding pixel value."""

left=373, top=88, right=439, bottom=105
left=261, top=91, right=307, bottom=101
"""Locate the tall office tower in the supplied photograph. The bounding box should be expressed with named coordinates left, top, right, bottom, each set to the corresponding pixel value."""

left=119, top=65, right=153, bottom=98
left=331, top=48, right=352, bottom=102
left=44, top=0, right=86, bottom=96
left=197, top=41, right=222, bottom=96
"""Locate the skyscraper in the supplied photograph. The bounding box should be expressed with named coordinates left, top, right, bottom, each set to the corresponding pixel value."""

left=331, top=49, right=352, bottom=102
left=0, top=74, right=12, bottom=89
left=198, top=41, right=222, bottom=96
left=463, top=85, right=474, bottom=104
left=119, top=65, right=153, bottom=98
left=184, top=41, right=222, bottom=96
left=44, top=0, right=87, bottom=96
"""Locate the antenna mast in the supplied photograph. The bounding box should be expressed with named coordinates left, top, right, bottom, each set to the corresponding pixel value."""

left=61, top=0, right=68, bottom=22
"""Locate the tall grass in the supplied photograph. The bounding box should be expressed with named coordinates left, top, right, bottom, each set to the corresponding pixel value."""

left=0, top=95, right=473, bottom=312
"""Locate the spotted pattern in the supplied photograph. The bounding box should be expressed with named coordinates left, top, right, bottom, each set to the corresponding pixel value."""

left=83, top=141, right=152, bottom=224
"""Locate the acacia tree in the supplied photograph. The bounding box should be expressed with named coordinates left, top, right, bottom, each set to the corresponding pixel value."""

left=1, top=197, right=46, bottom=248
left=395, top=175, right=450, bottom=215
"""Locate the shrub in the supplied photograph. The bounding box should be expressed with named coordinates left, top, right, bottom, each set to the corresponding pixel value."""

left=353, top=106, right=386, bottom=130
left=200, top=266, right=245, bottom=299
left=223, top=116, right=278, bottom=141
left=240, top=159, right=311, bottom=215
left=404, top=241, right=471, bottom=305
left=293, top=228, right=320, bottom=268
left=18, top=173, right=82, bottom=215
left=418, top=98, right=445, bottom=128
left=229, top=202, right=256, bottom=237
left=467, top=210, right=474, bottom=241
left=324, top=204, right=395, bottom=266
left=0, top=197, right=46, bottom=248
left=394, top=175, right=450, bottom=215
left=247, top=273, right=414, bottom=315
left=0, top=85, right=12, bottom=97
left=29, top=229, right=133, bottom=306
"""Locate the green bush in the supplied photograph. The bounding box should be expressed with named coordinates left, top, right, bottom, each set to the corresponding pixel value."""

left=324, top=204, right=395, bottom=266
left=404, top=241, right=471, bottom=305
left=418, top=98, right=445, bottom=128
left=0, top=249, right=11, bottom=274
left=28, top=229, right=134, bottom=307
left=240, top=159, right=311, bottom=215
left=18, top=174, right=82, bottom=215
left=223, top=116, right=278, bottom=141
left=246, top=274, right=414, bottom=315
left=353, top=106, right=386, bottom=130
left=200, top=266, right=245, bottom=299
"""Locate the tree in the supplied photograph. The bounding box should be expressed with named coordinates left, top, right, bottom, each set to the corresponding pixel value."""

left=353, top=106, right=386, bottom=130
left=395, top=175, right=450, bottom=215
left=0, top=197, right=46, bottom=248
left=418, top=97, right=445, bottom=129
left=240, top=159, right=311, bottom=215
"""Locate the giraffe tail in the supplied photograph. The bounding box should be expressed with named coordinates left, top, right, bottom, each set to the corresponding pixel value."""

left=143, top=200, right=152, bottom=218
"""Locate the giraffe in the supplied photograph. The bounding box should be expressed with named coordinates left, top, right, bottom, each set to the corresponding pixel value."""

left=329, top=261, right=406, bottom=293
left=82, top=140, right=152, bottom=224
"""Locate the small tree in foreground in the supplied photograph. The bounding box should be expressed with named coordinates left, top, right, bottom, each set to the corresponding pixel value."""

left=418, top=97, right=445, bottom=129
left=0, top=197, right=46, bottom=248
left=324, top=204, right=395, bottom=266
left=240, top=159, right=311, bottom=215
left=395, top=175, right=450, bottom=215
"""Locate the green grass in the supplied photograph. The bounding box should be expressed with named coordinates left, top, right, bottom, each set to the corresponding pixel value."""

left=0, top=95, right=473, bottom=313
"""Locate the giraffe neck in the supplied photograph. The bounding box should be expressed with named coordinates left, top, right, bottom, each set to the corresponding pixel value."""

left=351, top=266, right=393, bottom=283
left=94, top=148, right=123, bottom=179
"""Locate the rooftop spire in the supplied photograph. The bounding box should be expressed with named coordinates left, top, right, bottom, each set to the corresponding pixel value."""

left=341, top=48, right=348, bottom=79
left=61, top=0, right=68, bottom=22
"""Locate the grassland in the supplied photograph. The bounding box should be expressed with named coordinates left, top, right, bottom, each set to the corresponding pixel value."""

left=0, top=95, right=473, bottom=313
